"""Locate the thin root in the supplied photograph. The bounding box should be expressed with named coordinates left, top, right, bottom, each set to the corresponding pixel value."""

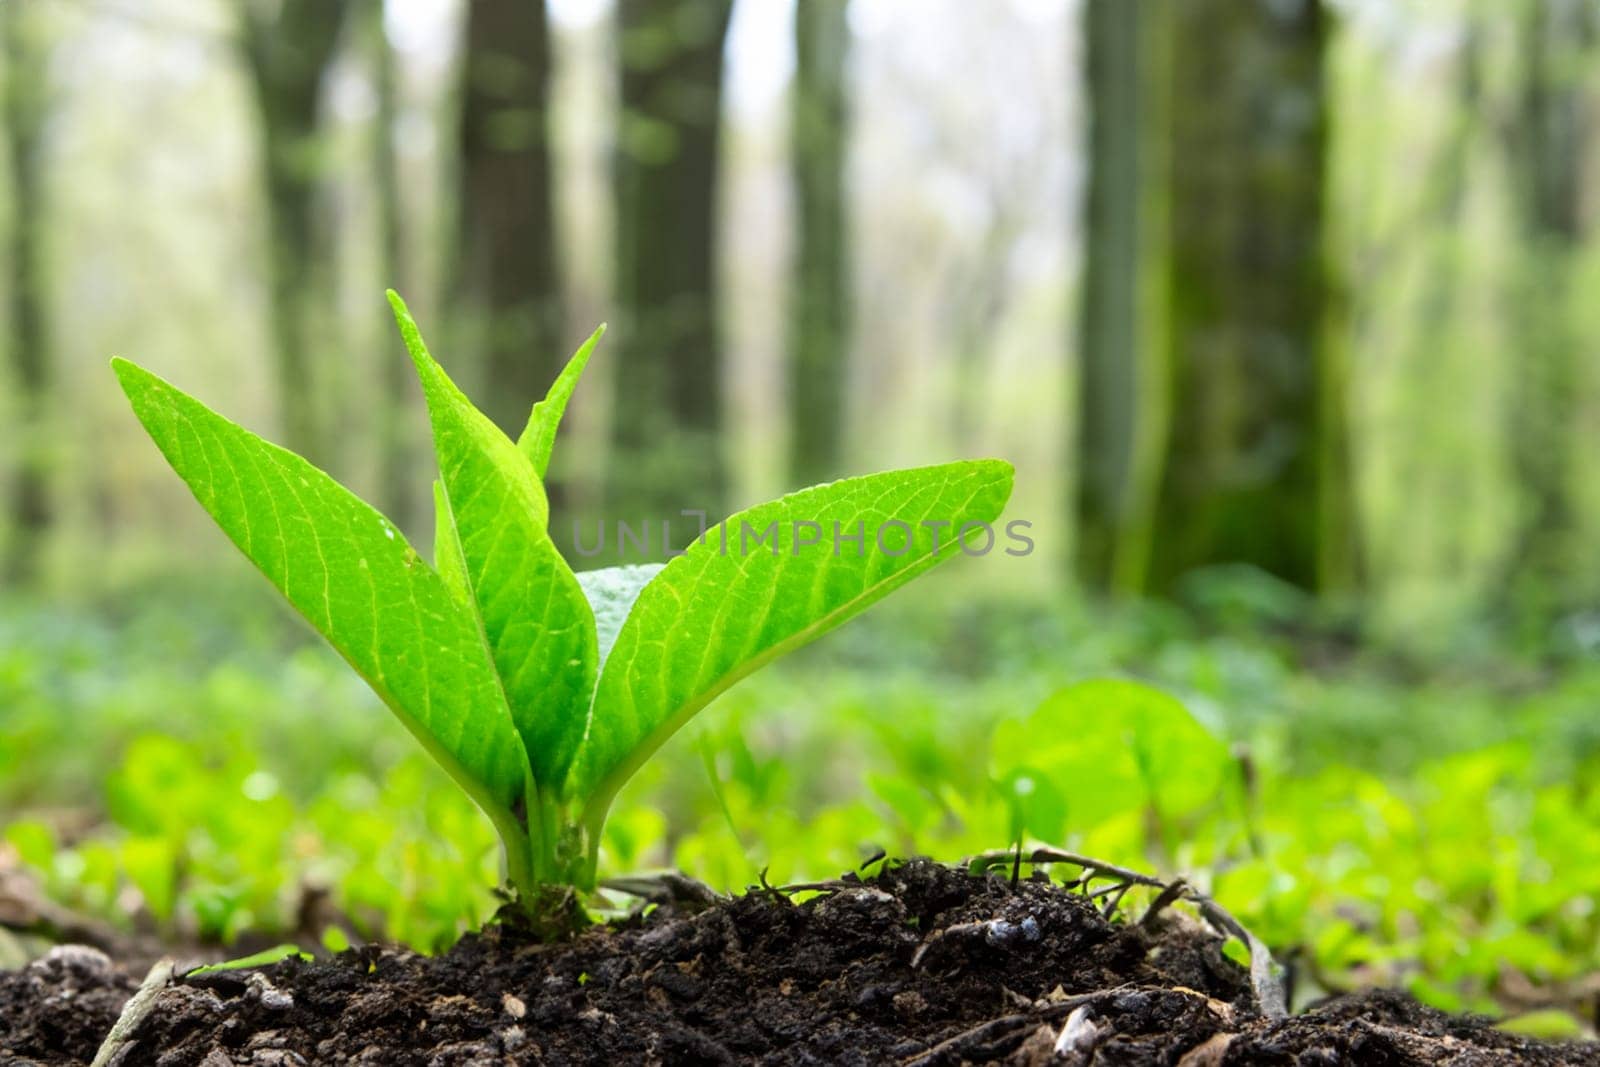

left=962, top=846, right=1287, bottom=1020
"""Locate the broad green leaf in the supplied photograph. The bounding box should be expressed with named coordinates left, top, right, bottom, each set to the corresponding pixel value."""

left=518, top=324, right=606, bottom=478
left=990, top=680, right=1228, bottom=828
left=110, top=359, right=529, bottom=831
left=574, top=459, right=1014, bottom=813
left=576, top=564, right=664, bottom=669
left=993, top=767, right=1069, bottom=845
left=432, top=480, right=470, bottom=606
left=389, top=292, right=598, bottom=793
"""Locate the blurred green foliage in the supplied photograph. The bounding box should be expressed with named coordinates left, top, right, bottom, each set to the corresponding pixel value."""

left=1, top=3, right=1595, bottom=1039
left=3, top=568, right=1597, bottom=1016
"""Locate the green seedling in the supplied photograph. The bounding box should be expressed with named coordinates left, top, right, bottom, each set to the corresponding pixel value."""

left=112, top=292, right=1013, bottom=921
left=184, top=944, right=310, bottom=976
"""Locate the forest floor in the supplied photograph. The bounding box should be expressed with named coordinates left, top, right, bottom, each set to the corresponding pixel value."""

left=2, top=860, right=1593, bottom=1066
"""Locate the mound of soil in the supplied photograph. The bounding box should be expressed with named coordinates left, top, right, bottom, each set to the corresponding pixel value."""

left=2, top=861, right=1593, bottom=1065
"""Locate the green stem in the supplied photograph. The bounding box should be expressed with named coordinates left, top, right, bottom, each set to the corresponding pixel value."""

left=497, top=794, right=603, bottom=911
left=578, top=799, right=608, bottom=891
left=535, top=791, right=561, bottom=883
left=491, top=806, right=538, bottom=902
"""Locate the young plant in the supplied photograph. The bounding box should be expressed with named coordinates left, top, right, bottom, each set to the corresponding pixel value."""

left=111, top=292, right=1013, bottom=916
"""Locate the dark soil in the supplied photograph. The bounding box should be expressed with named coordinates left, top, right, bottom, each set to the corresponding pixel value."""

left=2, top=860, right=1594, bottom=1065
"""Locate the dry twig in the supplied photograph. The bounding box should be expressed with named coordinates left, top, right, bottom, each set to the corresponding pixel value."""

left=962, top=846, right=1288, bottom=1019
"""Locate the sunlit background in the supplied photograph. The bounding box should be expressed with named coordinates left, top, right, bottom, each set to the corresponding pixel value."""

left=4, top=0, right=1597, bottom=636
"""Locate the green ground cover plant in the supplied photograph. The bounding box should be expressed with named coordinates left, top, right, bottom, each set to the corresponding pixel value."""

left=106, top=292, right=1012, bottom=920
left=4, top=585, right=1597, bottom=1025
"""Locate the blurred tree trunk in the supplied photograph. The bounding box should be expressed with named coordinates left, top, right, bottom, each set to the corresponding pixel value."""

left=1500, top=0, right=1595, bottom=616
left=610, top=0, right=734, bottom=517
left=366, top=0, right=415, bottom=526
left=1074, top=0, right=1169, bottom=594
left=1147, top=0, right=1355, bottom=594
left=788, top=0, right=851, bottom=486
left=1413, top=16, right=1482, bottom=331
left=2, top=2, right=52, bottom=584
left=237, top=0, right=350, bottom=467
left=455, top=0, right=561, bottom=439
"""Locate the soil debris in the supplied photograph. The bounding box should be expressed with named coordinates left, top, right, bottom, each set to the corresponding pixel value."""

left=2, top=860, right=1593, bottom=1065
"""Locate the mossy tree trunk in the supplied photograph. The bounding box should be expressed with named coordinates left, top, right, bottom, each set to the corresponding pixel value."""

left=610, top=0, right=734, bottom=518
left=1499, top=0, right=1595, bottom=618
left=2, top=0, right=52, bottom=584
left=237, top=0, right=351, bottom=469
left=455, top=0, right=561, bottom=441
left=1147, top=0, right=1354, bottom=594
left=788, top=0, right=852, bottom=487
left=1074, top=0, right=1170, bottom=595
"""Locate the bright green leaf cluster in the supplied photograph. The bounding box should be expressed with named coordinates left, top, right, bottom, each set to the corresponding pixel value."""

left=112, top=292, right=1014, bottom=910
